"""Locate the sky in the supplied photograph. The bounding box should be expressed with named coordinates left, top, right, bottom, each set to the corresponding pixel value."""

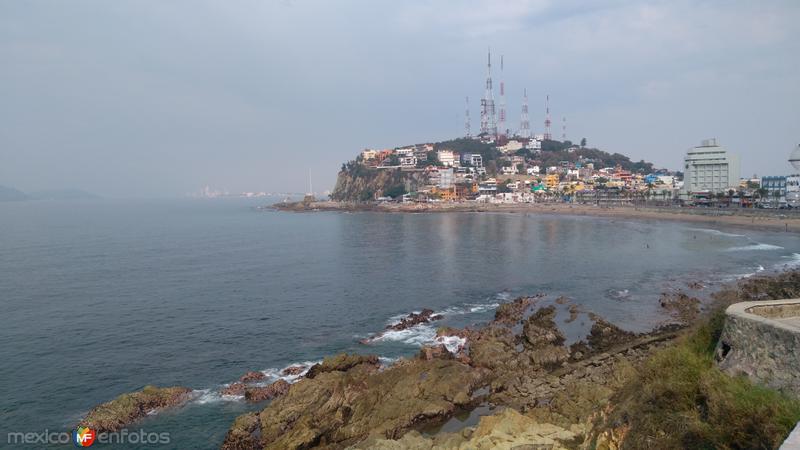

left=1, top=0, right=799, bottom=197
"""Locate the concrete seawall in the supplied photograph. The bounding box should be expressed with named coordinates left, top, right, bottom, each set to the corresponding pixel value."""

left=716, top=299, right=800, bottom=397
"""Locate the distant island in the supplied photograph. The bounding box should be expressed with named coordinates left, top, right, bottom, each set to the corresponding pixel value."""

left=0, top=185, right=99, bottom=202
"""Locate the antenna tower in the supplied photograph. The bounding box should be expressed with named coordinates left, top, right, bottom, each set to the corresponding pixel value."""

left=479, top=49, right=497, bottom=138
left=543, top=94, right=552, bottom=140
left=465, top=96, right=471, bottom=138
left=498, top=55, right=506, bottom=138
left=519, top=88, right=530, bottom=138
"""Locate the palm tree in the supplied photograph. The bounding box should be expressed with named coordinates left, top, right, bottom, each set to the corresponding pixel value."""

left=756, top=188, right=768, bottom=207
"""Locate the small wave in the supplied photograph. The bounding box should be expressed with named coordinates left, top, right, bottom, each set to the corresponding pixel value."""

left=435, top=302, right=500, bottom=316
left=192, top=389, right=241, bottom=404
left=191, top=360, right=321, bottom=404
left=726, top=243, right=784, bottom=252
left=687, top=227, right=745, bottom=238
left=605, top=289, right=630, bottom=300
left=722, top=265, right=766, bottom=281
left=436, top=335, right=466, bottom=353
left=775, top=253, right=800, bottom=270
left=370, top=324, right=438, bottom=346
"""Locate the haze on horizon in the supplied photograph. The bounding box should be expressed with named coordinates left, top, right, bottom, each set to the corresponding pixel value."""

left=1, top=0, right=798, bottom=198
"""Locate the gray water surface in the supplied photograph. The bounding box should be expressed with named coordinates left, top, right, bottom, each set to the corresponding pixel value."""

left=1, top=199, right=798, bottom=448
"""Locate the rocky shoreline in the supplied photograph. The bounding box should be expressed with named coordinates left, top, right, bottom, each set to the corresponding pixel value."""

left=271, top=200, right=800, bottom=233
left=76, top=271, right=800, bottom=449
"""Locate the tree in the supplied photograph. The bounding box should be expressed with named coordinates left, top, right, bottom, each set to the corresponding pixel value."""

left=580, top=137, right=587, bottom=148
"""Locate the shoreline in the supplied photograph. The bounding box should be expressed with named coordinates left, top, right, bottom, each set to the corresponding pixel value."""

left=272, top=200, right=800, bottom=233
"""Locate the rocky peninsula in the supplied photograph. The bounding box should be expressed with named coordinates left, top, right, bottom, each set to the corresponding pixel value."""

left=77, top=271, right=800, bottom=449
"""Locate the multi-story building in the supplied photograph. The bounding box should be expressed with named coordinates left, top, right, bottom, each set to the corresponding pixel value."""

left=437, top=150, right=458, bottom=167
left=787, top=175, right=800, bottom=207
left=761, top=175, right=787, bottom=205
left=682, top=138, right=740, bottom=195
left=439, top=168, right=454, bottom=189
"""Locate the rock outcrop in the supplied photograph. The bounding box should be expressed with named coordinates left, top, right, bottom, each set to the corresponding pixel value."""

left=386, top=309, right=443, bottom=332
left=221, top=356, right=488, bottom=449
left=238, top=371, right=266, bottom=383
left=80, top=385, right=192, bottom=433
left=351, top=408, right=578, bottom=450
left=305, top=353, right=380, bottom=379
left=244, top=380, right=291, bottom=403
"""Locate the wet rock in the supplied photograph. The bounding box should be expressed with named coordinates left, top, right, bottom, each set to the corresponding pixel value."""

left=238, top=371, right=266, bottom=383
left=659, top=291, right=700, bottom=323
left=386, top=308, right=443, bottom=332
left=305, top=353, right=379, bottom=379
left=418, top=344, right=453, bottom=361
left=244, top=379, right=290, bottom=403
left=523, top=306, right=566, bottom=347
left=281, top=365, right=306, bottom=376
left=494, top=297, right=537, bottom=324
left=220, top=383, right=246, bottom=396
left=565, top=304, right=580, bottom=324
left=584, top=317, right=638, bottom=355
left=220, top=412, right=260, bottom=450
left=79, top=385, right=192, bottom=434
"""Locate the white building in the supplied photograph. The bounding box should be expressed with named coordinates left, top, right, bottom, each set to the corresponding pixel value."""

left=437, top=150, right=458, bottom=167
left=682, top=139, right=740, bottom=194
left=498, top=140, right=524, bottom=154
left=400, top=155, right=417, bottom=167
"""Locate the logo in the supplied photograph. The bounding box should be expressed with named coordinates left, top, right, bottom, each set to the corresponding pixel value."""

left=73, top=427, right=95, bottom=447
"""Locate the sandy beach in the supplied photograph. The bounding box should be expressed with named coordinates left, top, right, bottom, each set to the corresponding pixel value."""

left=274, top=200, right=800, bottom=233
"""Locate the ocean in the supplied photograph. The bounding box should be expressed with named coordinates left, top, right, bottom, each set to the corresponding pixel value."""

left=1, top=198, right=799, bottom=448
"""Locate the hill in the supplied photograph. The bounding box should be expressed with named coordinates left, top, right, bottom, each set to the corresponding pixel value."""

left=0, top=185, right=30, bottom=202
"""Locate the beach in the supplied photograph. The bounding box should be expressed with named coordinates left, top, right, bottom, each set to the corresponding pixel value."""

left=275, top=200, right=800, bottom=233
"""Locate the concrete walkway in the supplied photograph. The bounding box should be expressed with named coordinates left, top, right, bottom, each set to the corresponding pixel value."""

left=780, top=422, right=800, bottom=449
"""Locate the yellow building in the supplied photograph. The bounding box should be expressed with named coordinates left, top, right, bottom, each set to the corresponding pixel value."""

left=545, top=174, right=560, bottom=190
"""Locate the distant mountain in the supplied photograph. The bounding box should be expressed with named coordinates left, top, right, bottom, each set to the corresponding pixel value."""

left=30, top=189, right=100, bottom=200
left=0, top=185, right=30, bottom=202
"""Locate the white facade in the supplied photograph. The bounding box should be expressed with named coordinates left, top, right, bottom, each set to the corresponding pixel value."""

left=437, top=150, right=458, bottom=167
left=400, top=156, right=417, bottom=167
left=682, top=139, right=740, bottom=194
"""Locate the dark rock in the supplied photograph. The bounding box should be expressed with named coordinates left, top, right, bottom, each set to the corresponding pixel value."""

left=244, top=380, right=290, bottom=403
left=238, top=371, right=266, bottom=383
left=221, top=383, right=246, bottom=396
left=659, top=291, right=700, bottom=323
left=523, top=306, right=566, bottom=347
left=419, top=344, right=453, bottom=361
left=386, top=308, right=443, bottom=332
left=305, top=353, right=379, bottom=379
left=281, top=365, right=306, bottom=376
left=79, top=385, right=192, bottom=434
left=495, top=297, right=538, bottom=324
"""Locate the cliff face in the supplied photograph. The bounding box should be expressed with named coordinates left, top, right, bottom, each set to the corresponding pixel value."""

left=330, top=164, right=427, bottom=201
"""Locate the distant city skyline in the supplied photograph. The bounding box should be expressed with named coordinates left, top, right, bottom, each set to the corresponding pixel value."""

left=1, top=0, right=799, bottom=197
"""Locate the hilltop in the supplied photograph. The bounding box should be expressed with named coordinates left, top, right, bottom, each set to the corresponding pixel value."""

left=330, top=136, right=665, bottom=202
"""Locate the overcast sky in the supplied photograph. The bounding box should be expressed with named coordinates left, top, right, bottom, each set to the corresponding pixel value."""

left=1, top=0, right=799, bottom=197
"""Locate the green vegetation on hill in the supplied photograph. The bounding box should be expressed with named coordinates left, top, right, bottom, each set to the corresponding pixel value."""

left=331, top=161, right=417, bottom=201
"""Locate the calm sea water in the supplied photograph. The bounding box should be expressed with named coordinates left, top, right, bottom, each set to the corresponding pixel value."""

left=1, top=199, right=799, bottom=448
